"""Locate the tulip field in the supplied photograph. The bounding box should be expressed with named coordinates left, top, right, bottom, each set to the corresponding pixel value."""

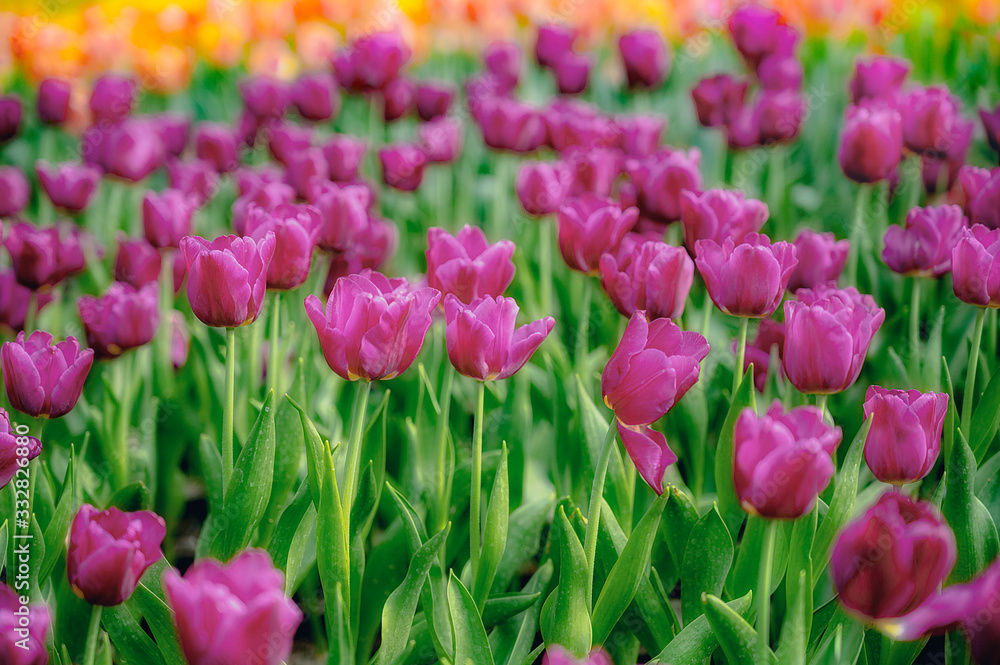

left=2, top=1, right=1000, bottom=664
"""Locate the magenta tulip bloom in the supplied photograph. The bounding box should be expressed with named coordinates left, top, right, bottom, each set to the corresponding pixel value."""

left=696, top=233, right=797, bottom=317
left=839, top=102, right=903, bottom=184
left=415, top=81, right=454, bottom=121
left=616, top=115, right=664, bottom=157
left=89, top=74, right=135, bottom=123
left=305, top=270, right=440, bottom=381
left=832, top=492, right=955, bottom=620
left=782, top=284, right=885, bottom=394
left=334, top=31, right=411, bottom=92
left=543, top=647, right=612, bottom=665
left=195, top=123, right=240, bottom=173
left=680, top=188, right=768, bottom=253
left=787, top=229, right=850, bottom=293
left=67, top=504, right=166, bottom=606
left=863, top=386, right=947, bottom=485
left=561, top=146, right=620, bottom=198
left=311, top=181, right=370, bottom=253
left=483, top=41, right=520, bottom=91
left=921, top=116, right=973, bottom=195
left=150, top=112, right=190, bottom=157
left=322, top=135, right=367, bottom=182
left=36, top=161, right=101, bottom=213
left=180, top=233, right=275, bottom=328
left=551, top=52, right=591, bottom=95
left=734, top=318, right=785, bottom=393
left=535, top=23, right=576, bottom=69
left=103, top=120, right=165, bottom=182
left=292, top=72, right=339, bottom=122
left=0, top=271, right=52, bottom=333
left=629, top=149, right=703, bottom=225
left=444, top=294, right=553, bottom=380
left=981, top=103, right=1000, bottom=157
left=952, top=225, right=1000, bottom=307
left=170, top=312, right=190, bottom=370
left=902, top=85, right=961, bottom=157
left=238, top=75, right=289, bottom=120
left=474, top=96, right=546, bottom=153
left=1, top=331, right=94, bottom=419
left=78, top=282, right=159, bottom=358
left=544, top=99, right=620, bottom=153
left=692, top=74, right=748, bottom=128
left=599, top=239, right=694, bottom=320
left=266, top=122, right=313, bottom=167
left=418, top=117, right=463, bottom=163
left=754, top=90, right=805, bottom=144
left=114, top=236, right=161, bottom=288
left=728, top=4, right=796, bottom=67
left=850, top=56, right=909, bottom=105
left=557, top=195, right=638, bottom=274
left=516, top=161, right=572, bottom=216
left=618, top=29, right=669, bottom=89
left=0, top=96, right=21, bottom=143
left=37, top=78, right=71, bottom=125
left=143, top=188, right=198, bottom=249
left=882, top=205, right=965, bottom=277
left=233, top=165, right=284, bottom=196
left=244, top=203, right=319, bottom=290
left=0, top=408, right=40, bottom=489
left=426, top=226, right=515, bottom=303
left=757, top=55, right=803, bottom=91
left=231, top=182, right=296, bottom=236
left=378, top=144, right=428, bottom=192
left=5, top=222, right=87, bottom=290
left=165, top=158, right=217, bottom=206
left=0, top=167, right=29, bottom=217
left=284, top=147, right=329, bottom=200
left=733, top=401, right=841, bottom=519
left=163, top=549, right=302, bottom=665
left=967, top=170, right=1000, bottom=230
left=0, top=583, right=50, bottom=665
left=381, top=77, right=416, bottom=122
left=320, top=217, right=398, bottom=296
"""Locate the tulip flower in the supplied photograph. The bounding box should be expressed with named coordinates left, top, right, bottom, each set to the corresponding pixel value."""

left=114, top=237, right=162, bottom=288
left=680, top=188, right=768, bottom=252
left=483, top=41, right=520, bottom=91
left=244, top=203, right=319, bottom=290
left=782, top=284, right=885, bottom=394
left=0, top=583, right=50, bottom=665
left=165, top=159, right=217, bottom=206
left=863, top=386, right=947, bottom=485
left=0, top=167, right=29, bottom=217
left=757, top=55, right=803, bottom=91
left=0, top=407, right=41, bottom=489
left=334, top=31, right=411, bottom=92
left=734, top=319, right=785, bottom=393
left=692, top=74, right=748, bottom=128
left=787, top=229, right=850, bottom=292
left=754, top=90, right=805, bottom=144
left=958, top=166, right=993, bottom=219
left=163, top=549, right=303, bottom=665
left=850, top=56, right=910, bottom=105
left=292, top=72, right=339, bottom=122
left=195, top=123, right=240, bottom=173
left=557, top=195, right=638, bottom=274
left=238, top=75, right=289, bottom=120
left=832, top=492, right=956, bottom=620
left=90, top=74, right=135, bottom=124
left=284, top=147, right=329, bottom=200
left=232, top=182, right=297, bottom=236
left=628, top=149, right=703, bottom=225
left=544, top=100, right=620, bottom=152
left=696, top=233, right=797, bottom=318
left=838, top=103, right=903, bottom=184
left=952, top=225, right=1000, bottom=307
left=1, top=331, right=94, bottom=419
left=36, top=161, right=101, bottom=213
left=535, top=24, right=576, bottom=69
left=306, top=270, right=440, bottom=381
left=967, top=170, right=1000, bottom=230
left=378, top=144, right=428, bottom=192
left=517, top=161, right=572, bottom=216
left=180, top=233, right=275, bottom=328
left=321, top=216, right=398, bottom=297
left=143, top=189, right=198, bottom=249
left=733, top=401, right=842, bottom=519
left=902, top=85, right=961, bottom=157
left=78, top=282, right=159, bottom=359
left=981, top=103, right=1000, bottom=157
left=322, top=135, right=367, bottom=182
left=426, top=226, right=516, bottom=303
left=381, top=77, right=416, bottom=122
left=37, top=78, right=71, bottom=125
left=599, top=239, right=694, bottom=320
left=233, top=165, right=285, bottom=197
left=561, top=146, right=620, bottom=198
left=312, top=181, right=370, bottom=253
left=171, top=312, right=190, bottom=370
left=418, top=117, right=463, bottom=163
left=882, top=205, right=965, bottom=277
left=150, top=112, right=190, bottom=157
left=728, top=5, right=796, bottom=67
left=5, top=222, right=87, bottom=290
left=415, top=81, right=455, bottom=121
left=0, top=271, right=52, bottom=333
left=103, top=120, right=165, bottom=182
left=475, top=96, right=547, bottom=153
left=443, top=294, right=554, bottom=380
left=618, top=29, right=669, bottom=89
left=267, top=122, right=313, bottom=167
left=551, top=52, right=591, bottom=95
left=67, top=504, right=166, bottom=606
left=0, top=96, right=21, bottom=143
left=616, top=115, right=664, bottom=157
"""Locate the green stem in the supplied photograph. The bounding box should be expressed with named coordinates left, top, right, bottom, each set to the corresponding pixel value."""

left=491, top=155, right=511, bottom=239
left=157, top=249, right=175, bottom=394
left=816, top=394, right=828, bottom=420
left=962, top=307, right=987, bottom=436
left=575, top=276, right=593, bottom=364
left=469, top=380, right=486, bottom=581
left=82, top=605, right=103, bottom=665
left=700, top=290, right=714, bottom=338
left=341, top=379, right=372, bottom=518
left=734, top=317, right=749, bottom=396
left=223, top=327, right=236, bottom=492
left=105, top=181, right=126, bottom=246
left=112, top=356, right=133, bottom=490
left=435, top=363, right=456, bottom=533
left=767, top=148, right=785, bottom=234
left=910, top=279, right=921, bottom=384
left=268, top=292, right=281, bottom=400
left=584, top=417, right=618, bottom=609
left=540, top=220, right=553, bottom=318
left=847, top=185, right=867, bottom=287
left=23, top=291, right=37, bottom=335
left=756, top=520, right=777, bottom=665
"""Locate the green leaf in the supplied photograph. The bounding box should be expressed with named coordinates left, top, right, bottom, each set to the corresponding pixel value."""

left=492, top=495, right=553, bottom=593
left=106, top=481, right=151, bottom=512
left=576, top=375, right=630, bottom=521
left=473, top=443, right=509, bottom=608
left=386, top=481, right=429, bottom=553
left=329, top=583, right=354, bottom=665
left=775, top=570, right=809, bottom=665
left=39, top=448, right=77, bottom=583
left=731, top=515, right=790, bottom=598
left=539, top=506, right=592, bottom=658
left=681, top=505, right=734, bottom=624
left=315, top=434, right=352, bottom=653
left=448, top=572, right=495, bottom=665
left=265, top=480, right=316, bottom=596
left=785, top=508, right=817, bottom=641
left=258, top=362, right=306, bottom=545
left=703, top=593, right=775, bottom=665
left=811, top=418, right=872, bottom=579
left=197, top=433, right=224, bottom=512
left=0, top=521, right=7, bottom=575
left=288, top=395, right=329, bottom=510
left=133, top=560, right=186, bottom=665
left=972, top=361, right=1000, bottom=462
left=660, top=485, right=699, bottom=567
left=715, top=365, right=755, bottom=534
left=592, top=494, right=668, bottom=645
left=945, top=430, right=1000, bottom=583
left=102, top=604, right=167, bottom=665
left=651, top=592, right=753, bottom=665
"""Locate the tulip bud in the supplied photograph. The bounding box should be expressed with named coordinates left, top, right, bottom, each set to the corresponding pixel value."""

left=311, top=182, right=370, bottom=253
left=0, top=583, right=50, bottom=664
left=679, top=188, right=768, bottom=252
left=544, top=100, right=620, bottom=152
left=36, top=161, right=101, bottom=213
left=535, top=24, right=576, bottom=69
left=952, top=225, right=1000, bottom=307
left=284, top=147, right=329, bottom=200
left=882, top=204, right=965, bottom=277
left=981, top=103, right=1000, bottom=158
left=483, top=41, right=521, bottom=91
left=967, top=170, right=1000, bottom=230
left=418, top=117, right=463, bottom=163
left=733, top=318, right=785, bottom=393
left=103, top=120, right=165, bottom=182
left=695, top=233, right=797, bottom=317
left=551, top=52, right=591, bottom=95
left=618, top=29, right=669, bottom=89
left=78, top=282, right=159, bottom=359
left=378, top=143, right=428, bottom=191
left=0, top=271, right=52, bottom=333
left=426, top=226, right=516, bottom=303
left=194, top=122, right=240, bottom=173
left=382, top=77, right=416, bottom=123
left=267, top=122, right=313, bottom=167
left=292, top=72, right=339, bottom=122
left=37, top=78, right=71, bottom=125
left=150, top=112, right=190, bottom=157
left=0, top=408, right=40, bottom=489
left=143, top=189, right=198, bottom=249
left=238, top=75, right=289, bottom=120
left=0, top=166, right=29, bottom=218
left=165, top=158, right=217, bottom=206
left=5, top=222, right=88, bottom=290
left=838, top=102, right=903, bottom=184
left=863, top=386, right=947, bottom=485
left=557, top=195, right=638, bottom=274
left=1, top=331, right=94, bottom=419
left=629, top=148, right=703, bottom=225
left=616, top=115, right=665, bottom=157
left=322, top=135, right=367, bottom=182
left=475, top=97, right=547, bottom=153
left=599, top=239, right=694, bottom=320
left=728, top=5, right=798, bottom=67
left=754, top=90, right=805, bottom=144
left=691, top=74, right=748, bottom=128
left=244, top=203, right=320, bottom=290
left=517, top=161, right=572, bottom=216
left=114, top=236, right=162, bottom=288
left=902, top=85, right=961, bottom=157
left=180, top=233, right=275, bottom=328
left=757, top=55, right=803, bottom=91
left=90, top=74, right=135, bottom=124
left=232, top=182, right=297, bottom=236
left=415, top=81, right=455, bottom=121
left=787, top=229, right=850, bottom=292
left=850, top=56, right=910, bottom=105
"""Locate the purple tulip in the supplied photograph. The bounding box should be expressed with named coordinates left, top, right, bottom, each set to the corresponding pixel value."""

left=695, top=233, right=797, bottom=318
left=850, top=56, right=910, bottom=105
left=322, top=135, right=367, bottom=182
left=78, top=282, right=159, bottom=358
left=733, top=401, right=841, bottom=519
left=103, top=120, right=165, bottom=182
left=0, top=96, right=20, bottom=144
left=180, top=233, right=275, bottom=328
left=483, top=41, right=521, bottom=91
left=170, top=312, right=190, bottom=370
left=233, top=165, right=285, bottom=196
left=0, top=167, right=29, bottom=217
left=679, top=188, right=768, bottom=252
left=143, top=189, right=198, bottom=249
left=292, top=72, right=339, bottom=122
left=958, top=166, right=993, bottom=218
left=0, top=582, right=50, bottom=665
left=305, top=270, right=440, bottom=381
left=475, top=96, right=546, bottom=153
left=882, top=204, right=965, bottom=277
left=863, top=386, right=947, bottom=485
left=0, top=271, right=52, bottom=333
left=728, top=4, right=798, bottom=67
left=544, top=99, right=620, bottom=152
left=902, top=85, right=961, bottom=157
left=600, top=239, right=694, bottom=320
left=754, top=90, right=805, bottom=144
left=311, top=181, right=370, bottom=253
left=787, top=229, right=850, bottom=293
left=557, top=195, right=638, bottom=274
left=378, top=143, right=428, bottom=192
left=0, top=407, right=41, bottom=489
left=165, top=158, right=218, bottom=206
left=426, top=226, right=515, bottom=303
left=782, top=283, right=885, bottom=394
left=619, top=29, right=669, bottom=89
left=1, top=331, right=94, bottom=419
left=444, top=294, right=554, bottom=381
left=967, top=170, right=1000, bottom=230
left=734, top=318, right=785, bottom=393
left=561, top=147, right=621, bottom=198
left=90, top=74, right=135, bottom=124
left=981, top=103, right=1000, bottom=158
left=921, top=116, right=973, bottom=195
left=232, top=182, right=296, bottom=236
left=37, top=78, right=71, bottom=125
left=551, top=51, right=591, bottom=95
left=692, top=74, right=748, bottom=128
left=320, top=216, right=398, bottom=296
left=418, top=117, right=463, bottom=163
left=616, top=115, right=665, bottom=157
left=952, top=224, right=1000, bottom=307
left=284, top=147, right=329, bottom=200
left=5, top=222, right=87, bottom=290
left=839, top=102, right=904, bottom=184
left=67, top=504, right=166, bottom=606
left=726, top=106, right=761, bottom=149
left=35, top=161, right=101, bottom=213
left=163, top=549, right=303, bottom=665
left=195, top=123, right=240, bottom=173
left=244, top=203, right=319, bottom=290
left=832, top=492, right=955, bottom=620
left=535, top=24, right=576, bottom=69
left=238, top=75, right=289, bottom=120
left=150, top=112, right=190, bottom=157
left=266, top=122, right=313, bottom=167
left=114, top=236, right=162, bottom=288
left=415, top=81, right=455, bottom=121
left=516, top=161, right=572, bottom=216
left=382, top=77, right=416, bottom=123
left=757, top=55, right=803, bottom=91
left=334, top=31, right=411, bottom=92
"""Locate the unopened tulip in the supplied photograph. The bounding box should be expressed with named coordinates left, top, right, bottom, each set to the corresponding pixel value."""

left=619, top=29, right=669, bottom=89
left=832, top=492, right=955, bottom=619
left=692, top=74, right=748, bottom=128
left=415, top=81, right=455, bottom=121
left=143, top=189, right=198, bottom=249
left=1, top=331, right=94, bottom=419
left=321, top=217, right=398, bottom=296
left=5, top=222, right=87, bottom=289
left=381, top=77, right=416, bottom=122
left=483, top=41, right=521, bottom=91
left=165, top=159, right=217, bottom=206
left=244, top=203, right=319, bottom=290
left=233, top=165, right=285, bottom=196
left=0, top=96, right=21, bottom=144
left=37, top=78, right=71, bottom=125
left=78, top=282, right=159, bottom=358
left=232, top=182, right=296, bottom=236
left=850, top=56, right=910, bottom=105
left=103, top=121, right=165, bottom=182
left=628, top=149, right=703, bottom=225
left=679, top=188, right=768, bottom=251
left=0, top=408, right=40, bottom=489
left=195, top=123, right=240, bottom=173
left=544, top=100, right=620, bottom=152
left=0, top=271, right=52, bottom=333
left=180, top=233, right=275, bottom=328
left=90, top=74, right=135, bottom=124
left=921, top=117, right=973, bottom=195
left=114, top=237, right=162, bottom=288
left=733, top=401, right=841, bottom=519
left=535, top=24, right=576, bottom=69
left=36, top=162, right=101, bottom=213
left=335, top=31, right=411, bottom=92
left=267, top=122, right=313, bottom=167
left=0, top=167, right=29, bottom=217
left=902, top=86, right=961, bottom=157
left=728, top=5, right=797, bottom=67
left=284, top=147, right=329, bottom=200
left=517, top=161, right=572, bottom=216
left=617, top=115, right=664, bottom=157
left=967, top=171, right=1000, bottom=230
left=426, top=226, right=515, bottom=303
left=67, top=504, right=166, bottom=606
left=163, top=549, right=302, bottom=665
left=305, top=270, right=440, bottom=381
left=782, top=284, right=885, bottom=394
left=599, top=239, right=694, bottom=320
left=882, top=205, right=965, bottom=277
left=839, top=102, right=903, bottom=184
left=981, top=103, right=1000, bottom=157
left=786, top=229, right=850, bottom=292
left=378, top=144, right=428, bottom=191
left=238, top=75, right=289, bottom=120
left=557, top=195, right=638, bottom=274
left=561, top=146, right=620, bottom=198
left=551, top=52, right=591, bottom=95
left=311, top=181, right=370, bottom=253
left=171, top=312, right=190, bottom=370
left=0, top=583, right=50, bottom=665
left=734, top=318, right=785, bottom=393
left=951, top=225, right=1000, bottom=307
left=754, top=90, right=805, bottom=144
left=418, top=117, right=463, bottom=163
left=863, top=386, right=947, bottom=485
left=150, top=112, right=190, bottom=157
left=322, top=135, right=367, bottom=182
left=696, top=233, right=797, bottom=317
left=292, top=72, right=339, bottom=122
left=475, top=97, right=547, bottom=153
left=757, top=55, right=803, bottom=91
